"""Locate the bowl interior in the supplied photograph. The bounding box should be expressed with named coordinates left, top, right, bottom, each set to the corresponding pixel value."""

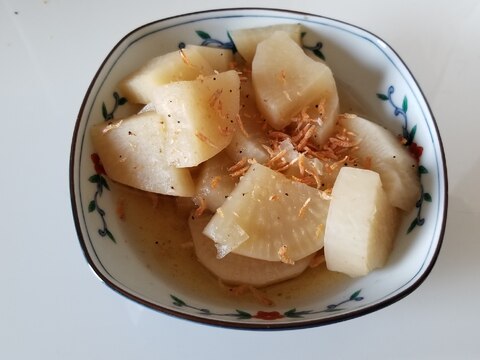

left=70, top=8, right=447, bottom=329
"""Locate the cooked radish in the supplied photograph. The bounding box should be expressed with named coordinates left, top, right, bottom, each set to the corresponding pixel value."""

left=203, top=163, right=330, bottom=261
left=153, top=70, right=240, bottom=167
left=339, top=115, right=421, bottom=211
left=229, top=23, right=302, bottom=64
left=324, top=167, right=399, bottom=277
left=190, top=214, right=314, bottom=287
left=90, top=112, right=194, bottom=196
left=252, top=30, right=338, bottom=143
left=184, top=44, right=233, bottom=72
left=119, top=46, right=215, bottom=104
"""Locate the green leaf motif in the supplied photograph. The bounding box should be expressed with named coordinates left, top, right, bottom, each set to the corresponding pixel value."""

left=100, top=176, right=110, bottom=191
left=418, top=165, right=428, bottom=174
left=118, top=97, right=128, bottom=105
left=407, top=124, right=417, bottom=144
left=402, top=96, right=408, bottom=113
left=377, top=86, right=428, bottom=235
left=284, top=308, right=301, bottom=318
left=106, top=229, right=116, bottom=243
left=170, top=295, right=186, bottom=307
left=235, top=309, right=252, bottom=319
left=284, top=308, right=313, bottom=318
left=88, top=200, right=96, bottom=212
left=166, top=289, right=365, bottom=321
left=350, top=289, right=362, bottom=301
left=407, top=218, right=419, bottom=234
left=313, top=49, right=325, bottom=61
left=89, top=174, right=100, bottom=183
left=196, top=30, right=211, bottom=40
left=300, top=31, right=307, bottom=39
left=101, top=103, right=108, bottom=120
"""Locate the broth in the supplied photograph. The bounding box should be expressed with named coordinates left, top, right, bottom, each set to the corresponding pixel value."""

left=110, top=181, right=353, bottom=308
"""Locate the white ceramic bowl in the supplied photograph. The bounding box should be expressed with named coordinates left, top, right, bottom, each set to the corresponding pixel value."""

left=70, top=8, right=448, bottom=329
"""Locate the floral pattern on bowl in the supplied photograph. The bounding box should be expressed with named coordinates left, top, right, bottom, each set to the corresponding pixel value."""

left=70, top=8, right=448, bottom=329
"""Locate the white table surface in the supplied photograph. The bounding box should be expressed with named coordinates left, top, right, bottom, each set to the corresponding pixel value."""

left=1, top=0, right=478, bottom=358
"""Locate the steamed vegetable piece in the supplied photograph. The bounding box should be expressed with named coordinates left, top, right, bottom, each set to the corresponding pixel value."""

left=228, top=23, right=302, bottom=64
left=252, top=30, right=339, bottom=147
left=183, top=44, right=234, bottom=72
left=190, top=214, right=315, bottom=287
left=153, top=70, right=240, bottom=167
left=90, top=112, right=195, bottom=196
left=119, top=46, right=215, bottom=104
left=203, top=163, right=330, bottom=262
left=339, top=115, right=421, bottom=211
left=324, top=167, right=399, bottom=277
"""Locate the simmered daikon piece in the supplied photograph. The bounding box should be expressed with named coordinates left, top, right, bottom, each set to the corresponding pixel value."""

left=252, top=30, right=338, bottom=143
left=153, top=70, right=240, bottom=167
left=324, top=167, right=399, bottom=277
left=90, top=112, right=195, bottom=196
left=339, top=115, right=421, bottom=211
left=119, top=46, right=215, bottom=104
left=203, top=163, right=330, bottom=262
left=190, top=214, right=315, bottom=287
left=229, top=23, right=302, bottom=63
left=184, top=44, right=234, bottom=72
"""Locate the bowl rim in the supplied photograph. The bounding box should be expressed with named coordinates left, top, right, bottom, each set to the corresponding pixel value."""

left=69, top=7, right=448, bottom=330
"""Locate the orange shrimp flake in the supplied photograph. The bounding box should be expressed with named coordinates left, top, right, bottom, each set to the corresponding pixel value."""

left=236, top=114, right=249, bottom=138
left=228, top=157, right=251, bottom=178
left=193, top=196, right=207, bottom=218
left=195, top=131, right=218, bottom=149
left=298, top=197, right=312, bottom=218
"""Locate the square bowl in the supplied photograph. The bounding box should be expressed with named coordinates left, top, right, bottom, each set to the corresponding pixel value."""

left=70, top=8, right=448, bottom=329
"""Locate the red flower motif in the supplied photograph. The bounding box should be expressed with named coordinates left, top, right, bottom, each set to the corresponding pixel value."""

left=253, top=311, right=284, bottom=320
left=91, top=153, right=106, bottom=175
left=409, top=142, right=423, bottom=161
